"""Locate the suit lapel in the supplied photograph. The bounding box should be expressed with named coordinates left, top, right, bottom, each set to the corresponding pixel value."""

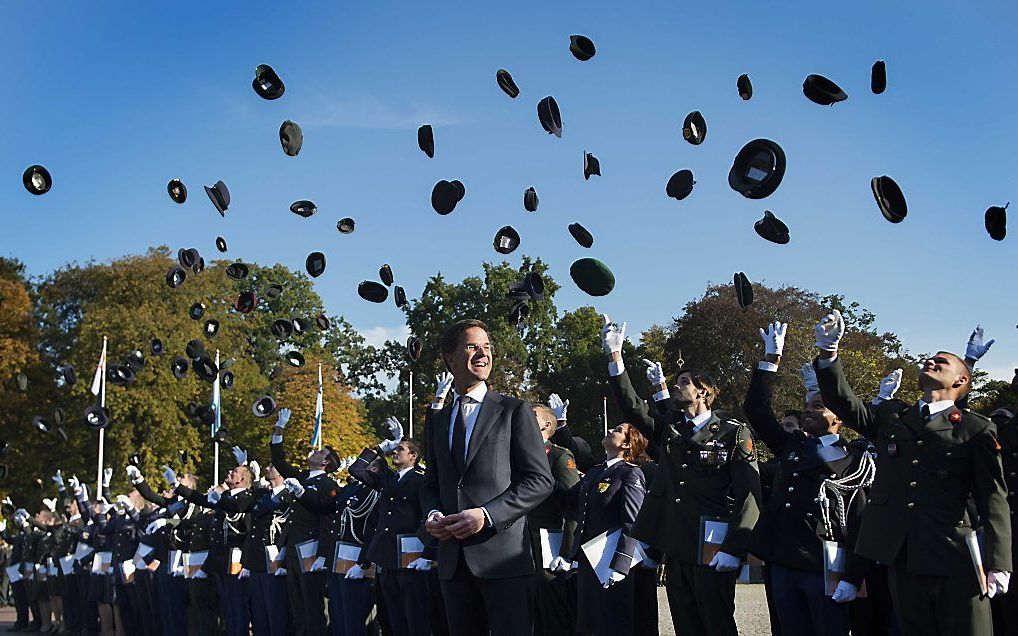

left=464, top=392, right=504, bottom=470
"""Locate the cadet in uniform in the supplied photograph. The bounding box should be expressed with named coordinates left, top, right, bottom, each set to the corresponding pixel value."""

left=240, top=462, right=293, bottom=636
left=325, top=469, right=379, bottom=636
left=602, top=314, right=761, bottom=636
left=989, top=396, right=1018, bottom=635
left=814, top=309, right=1012, bottom=635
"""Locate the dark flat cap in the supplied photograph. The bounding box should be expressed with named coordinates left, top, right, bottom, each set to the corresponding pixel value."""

left=84, top=405, right=111, bottom=430
left=570, top=258, right=615, bottom=296
left=493, top=226, right=521, bottom=254
left=271, top=319, right=294, bottom=339
left=185, top=339, right=205, bottom=360
left=167, top=179, right=187, bottom=204
left=284, top=351, right=305, bottom=367
left=23, top=165, right=52, bottom=195
left=177, top=247, right=199, bottom=269
left=235, top=291, right=257, bottom=313
left=682, top=111, right=707, bottom=145
left=406, top=336, right=422, bottom=361
left=358, top=281, right=388, bottom=303
left=292, top=317, right=312, bottom=335
left=754, top=210, right=790, bottom=244
left=265, top=284, right=283, bottom=299
left=279, top=120, right=303, bottom=156
left=524, top=187, right=539, bottom=212
left=61, top=365, right=76, bottom=386
left=221, top=371, right=234, bottom=390
left=33, top=415, right=51, bottom=434
left=150, top=339, right=163, bottom=355
left=204, top=180, right=230, bottom=216
left=215, top=236, right=228, bottom=253
left=306, top=252, right=326, bottom=278
left=379, top=264, right=394, bottom=287
left=496, top=69, right=520, bottom=98
left=253, top=64, right=285, bottom=100
left=252, top=396, right=276, bottom=418
left=226, top=262, right=249, bottom=280
left=451, top=180, right=465, bottom=201
left=871, top=60, right=886, bottom=94
left=538, top=96, right=563, bottom=138
left=393, top=286, right=407, bottom=308
left=734, top=272, right=753, bottom=309
left=124, top=350, right=146, bottom=371
left=802, top=74, right=848, bottom=105
left=337, top=218, right=356, bottom=234
left=870, top=175, right=907, bottom=223
left=418, top=125, right=434, bottom=158
left=737, top=74, right=753, bottom=100
left=203, top=319, right=219, bottom=339
left=524, top=272, right=545, bottom=300
left=188, top=302, right=205, bottom=321
left=171, top=357, right=189, bottom=379
left=729, top=139, right=786, bottom=199
left=315, top=313, right=331, bottom=330
left=583, top=152, right=601, bottom=180
left=568, top=223, right=594, bottom=248
left=985, top=203, right=1008, bottom=241
left=431, top=180, right=460, bottom=215
left=192, top=356, right=219, bottom=383
left=569, top=35, right=596, bottom=61
left=509, top=301, right=530, bottom=328
left=666, top=170, right=696, bottom=200
left=166, top=266, right=187, bottom=288
left=290, top=200, right=317, bottom=219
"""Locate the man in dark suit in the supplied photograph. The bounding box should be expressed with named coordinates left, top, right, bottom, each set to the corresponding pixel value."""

left=270, top=407, right=342, bottom=636
left=813, top=309, right=1012, bottom=635
left=421, top=318, right=554, bottom=636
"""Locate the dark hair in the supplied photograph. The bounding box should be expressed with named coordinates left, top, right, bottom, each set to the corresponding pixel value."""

left=440, top=319, right=491, bottom=355
left=621, top=423, right=649, bottom=463
left=782, top=409, right=802, bottom=422
left=322, top=446, right=341, bottom=472
left=402, top=439, right=422, bottom=466
left=676, top=367, right=720, bottom=408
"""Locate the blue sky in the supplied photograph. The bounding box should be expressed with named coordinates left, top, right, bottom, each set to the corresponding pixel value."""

left=3, top=1, right=1018, bottom=380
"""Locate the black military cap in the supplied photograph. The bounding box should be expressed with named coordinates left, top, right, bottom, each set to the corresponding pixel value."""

left=379, top=264, right=394, bottom=287
left=802, top=74, right=848, bottom=106
left=306, top=252, right=326, bottom=278
left=737, top=74, right=753, bottom=100
left=23, top=165, right=52, bottom=195
left=496, top=69, right=520, bottom=98
left=538, top=97, right=563, bottom=138
left=358, top=281, right=389, bottom=303
left=53, top=408, right=65, bottom=426
left=509, top=300, right=530, bottom=328
left=870, top=175, right=907, bottom=223
left=167, top=179, right=187, bottom=204
left=204, top=180, right=230, bottom=216
left=61, top=365, right=76, bottom=386
left=393, top=286, right=407, bottom=308
left=754, top=210, right=790, bottom=244
left=666, top=170, right=696, bottom=201
left=108, top=364, right=136, bottom=386
left=292, top=317, right=313, bottom=335
left=524, top=272, right=545, bottom=300
left=177, top=248, right=198, bottom=269
left=221, top=371, right=235, bottom=390
left=279, top=120, right=303, bottom=156
left=729, top=139, right=786, bottom=199
left=226, top=262, right=249, bottom=280
left=418, top=125, right=434, bottom=158
left=337, top=218, right=356, bottom=234
left=150, top=339, right=163, bottom=355
left=253, top=64, right=285, bottom=100
left=493, top=226, right=521, bottom=254
left=166, top=266, right=187, bottom=289
left=32, top=416, right=51, bottom=434
left=315, top=313, right=331, bottom=330
left=15, top=373, right=27, bottom=392
left=171, top=357, right=189, bottom=379
left=185, top=339, right=205, bottom=360
left=192, top=356, right=219, bottom=383
left=188, top=302, right=205, bottom=321
left=215, top=236, right=228, bottom=253
left=195, top=405, right=215, bottom=426
left=191, top=254, right=206, bottom=275
left=84, top=405, right=111, bottom=430
left=507, top=282, right=530, bottom=303
left=128, top=453, right=141, bottom=467
left=179, top=449, right=190, bottom=466
left=124, top=350, right=146, bottom=371
left=234, top=291, right=257, bottom=313
left=682, top=111, right=707, bottom=145
left=431, top=180, right=460, bottom=215
left=290, top=201, right=317, bottom=218
left=985, top=203, right=1008, bottom=241
left=583, top=152, right=601, bottom=180
left=568, top=223, right=594, bottom=248
left=524, top=187, right=539, bottom=212
left=263, top=284, right=282, bottom=300
left=871, top=60, right=886, bottom=94
left=734, top=272, right=753, bottom=309
left=570, top=258, right=615, bottom=296
left=285, top=351, right=305, bottom=367
left=406, top=336, right=422, bottom=361
left=271, top=319, right=293, bottom=339
left=204, top=319, right=219, bottom=339
left=569, top=35, right=596, bottom=61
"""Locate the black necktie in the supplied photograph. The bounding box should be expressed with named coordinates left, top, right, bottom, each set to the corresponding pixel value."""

left=921, top=404, right=931, bottom=421
left=452, top=399, right=468, bottom=474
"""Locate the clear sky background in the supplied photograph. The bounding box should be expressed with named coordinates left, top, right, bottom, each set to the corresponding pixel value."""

left=3, top=1, right=1017, bottom=380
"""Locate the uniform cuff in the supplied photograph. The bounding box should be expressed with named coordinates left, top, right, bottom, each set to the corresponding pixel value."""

left=757, top=361, right=779, bottom=373
left=608, top=361, right=624, bottom=377
left=271, top=435, right=283, bottom=444
left=817, top=355, right=837, bottom=369
left=652, top=389, right=670, bottom=402
left=480, top=507, right=493, bottom=527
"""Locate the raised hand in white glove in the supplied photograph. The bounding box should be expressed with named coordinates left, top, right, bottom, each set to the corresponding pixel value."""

left=275, top=408, right=292, bottom=429
left=987, top=570, right=1011, bottom=598
left=126, top=466, right=143, bottom=484
left=114, top=495, right=133, bottom=511
left=548, top=556, right=572, bottom=572
left=68, top=474, right=81, bottom=495
left=872, top=369, right=903, bottom=404
left=831, top=580, right=858, bottom=602
left=42, top=498, right=57, bottom=513
left=0, top=520, right=6, bottom=533
left=102, top=467, right=113, bottom=488
left=161, top=466, right=178, bottom=488
left=283, top=477, right=305, bottom=498
left=601, top=314, right=626, bottom=354
left=52, top=470, right=64, bottom=488
left=642, top=359, right=666, bottom=386
left=206, top=489, right=222, bottom=504
left=708, top=551, right=742, bottom=573
left=145, top=518, right=167, bottom=534
left=800, top=363, right=820, bottom=400
left=966, top=325, right=995, bottom=364
left=345, top=564, right=366, bottom=579
left=310, top=556, right=326, bottom=572
left=603, top=569, right=626, bottom=588
left=378, top=438, right=400, bottom=454
left=13, top=509, right=29, bottom=526
left=248, top=460, right=261, bottom=482
left=231, top=446, right=248, bottom=466
left=814, top=309, right=845, bottom=353
left=759, top=321, right=787, bottom=357
left=407, top=558, right=433, bottom=571
left=548, top=394, right=569, bottom=421
left=435, top=372, right=455, bottom=401
left=384, top=417, right=404, bottom=442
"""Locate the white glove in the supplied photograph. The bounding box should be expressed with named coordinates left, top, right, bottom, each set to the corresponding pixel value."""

left=814, top=309, right=845, bottom=353
left=14, top=509, right=29, bottom=526
left=987, top=570, right=1011, bottom=598
left=601, top=314, right=626, bottom=354
left=274, top=567, right=287, bottom=576
left=102, top=467, right=113, bottom=488
left=238, top=568, right=251, bottom=580
left=0, top=520, right=6, bottom=533
left=161, top=465, right=178, bottom=487
left=872, top=369, right=903, bottom=404
left=384, top=417, right=404, bottom=441
left=80, top=484, right=90, bottom=502
left=126, top=466, right=143, bottom=484
left=52, top=470, right=64, bottom=488
left=42, top=498, right=57, bottom=513
left=548, top=394, right=569, bottom=421
left=548, top=556, right=572, bottom=572
left=965, top=325, right=994, bottom=364
left=800, top=363, right=820, bottom=400
left=831, top=580, right=858, bottom=602
left=708, top=551, right=742, bottom=573
left=284, top=477, right=305, bottom=498
left=68, top=474, right=81, bottom=495
left=759, top=321, right=787, bottom=357
left=435, top=372, right=455, bottom=401
left=115, top=495, right=133, bottom=511
left=310, top=556, right=326, bottom=572
left=146, top=519, right=167, bottom=534
left=642, top=359, right=666, bottom=386
left=407, top=558, right=433, bottom=571
left=379, top=439, right=400, bottom=453
left=603, top=569, right=626, bottom=588
left=231, top=446, right=248, bottom=466
left=275, top=408, right=292, bottom=429
left=248, top=460, right=261, bottom=482
left=345, top=564, right=365, bottom=579
left=206, top=489, right=222, bottom=504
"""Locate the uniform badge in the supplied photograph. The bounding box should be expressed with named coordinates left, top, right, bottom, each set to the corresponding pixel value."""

left=566, top=459, right=576, bottom=470
left=949, top=411, right=962, bottom=424
left=597, top=482, right=610, bottom=494
left=887, top=442, right=898, bottom=457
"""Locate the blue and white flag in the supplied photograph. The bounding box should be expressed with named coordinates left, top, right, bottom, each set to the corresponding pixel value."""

left=311, top=364, right=323, bottom=448
left=211, top=351, right=221, bottom=437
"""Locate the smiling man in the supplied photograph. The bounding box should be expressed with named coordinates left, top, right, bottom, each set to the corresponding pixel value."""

left=421, top=318, right=553, bottom=636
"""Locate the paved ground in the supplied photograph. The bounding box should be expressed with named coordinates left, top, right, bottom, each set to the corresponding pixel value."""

left=0, top=583, right=773, bottom=633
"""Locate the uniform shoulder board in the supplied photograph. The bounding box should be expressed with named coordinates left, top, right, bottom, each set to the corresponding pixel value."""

left=414, top=468, right=425, bottom=474
left=624, top=461, right=639, bottom=467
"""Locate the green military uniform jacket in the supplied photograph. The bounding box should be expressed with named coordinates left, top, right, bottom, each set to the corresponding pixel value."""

left=816, top=357, right=1012, bottom=576
left=529, top=441, right=580, bottom=558
left=609, top=367, right=761, bottom=564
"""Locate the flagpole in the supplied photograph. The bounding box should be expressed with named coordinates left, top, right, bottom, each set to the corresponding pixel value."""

left=317, top=364, right=323, bottom=451
left=408, top=371, right=414, bottom=439
left=602, top=396, right=608, bottom=437
left=96, top=336, right=107, bottom=496
left=213, top=350, right=220, bottom=485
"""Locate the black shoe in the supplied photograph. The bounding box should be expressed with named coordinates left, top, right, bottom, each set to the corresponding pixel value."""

left=9, top=625, right=27, bottom=633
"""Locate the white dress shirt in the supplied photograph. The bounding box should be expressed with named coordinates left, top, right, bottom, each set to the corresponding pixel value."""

left=919, top=399, right=955, bottom=418
left=690, top=410, right=713, bottom=433
left=397, top=466, right=414, bottom=481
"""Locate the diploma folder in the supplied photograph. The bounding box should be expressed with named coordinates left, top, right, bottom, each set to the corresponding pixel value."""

left=333, top=542, right=375, bottom=578
left=822, top=541, right=868, bottom=598
left=296, top=540, right=319, bottom=573
left=398, top=535, right=425, bottom=568
left=539, top=529, right=564, bottom=569
left=183, top=551, right=207, bottom=579
left=265, top=545, right=286, bottom=574
left=579, top=528, right=646, bottom=586
left=698, top=517, right=729, bottom=566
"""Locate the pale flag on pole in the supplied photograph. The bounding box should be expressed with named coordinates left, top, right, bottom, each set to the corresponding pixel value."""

left=211, top=351, right=221, bottom=438
left=311, top=363, right=323, bottom=449
left=90, top=339, right=107, bottom=397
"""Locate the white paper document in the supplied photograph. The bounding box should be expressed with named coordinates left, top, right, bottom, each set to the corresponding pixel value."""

left=540, top=529, right=564, bottom=569
left=580, top=528, right=645, bottom=586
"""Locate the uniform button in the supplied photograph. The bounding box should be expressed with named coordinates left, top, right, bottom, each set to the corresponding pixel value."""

left=1010, top=472, right=1016, bottom=477
left=906, top=503, right=915, bottom=509
left=792, top=473, right=799, bottom=478
left=678, top=481, right=685, bottom=486
left=909, top=481, right=917, bottom=488
left=916, top=440, right=924, bottom=446
left=384, top=527, right=389, bottom=531
left=674, top=498, right=681, bottom=503
left=387, top=511, right=392, bottom=515
left=681, top=464, right=688, bottom=469
left=784, top=503, right=791, bottom=508
left=787, top=487, right=794, bottom=492
left=911, top=459, right=919, bottom=465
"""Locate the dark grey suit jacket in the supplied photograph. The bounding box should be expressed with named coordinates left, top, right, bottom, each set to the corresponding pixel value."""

left=421, top=389, right=554, bottom=580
